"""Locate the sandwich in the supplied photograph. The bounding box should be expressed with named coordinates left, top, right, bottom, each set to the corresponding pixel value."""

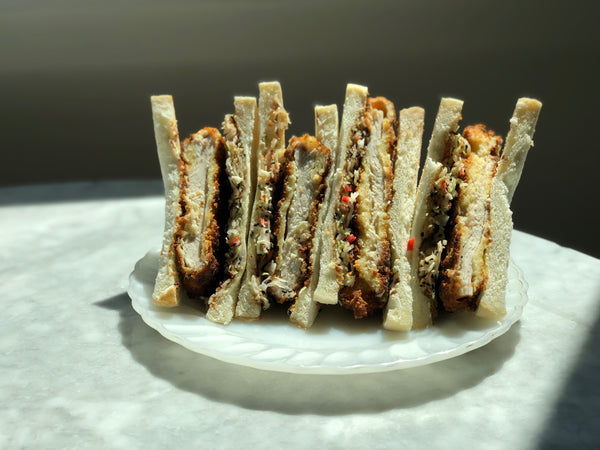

left=236, top=82, right=291, bottom=319
left=288, top=104, right=339, bottom=328
left=151, top=96, right=227, bottom=307
left=408, top=97, right=542, bottom=328
left=476, top=98, right=542, bottom=319
left=312, top=84, right=396, bottom=318
left=205, top=97, right=259, bottom=324
left=149, top=84, right=541, bottom=332
left=261, top=133, right=332, bottom=305
left=175, top=127, right=227, bottom=297
left=150, top=95, right=254, bottom=323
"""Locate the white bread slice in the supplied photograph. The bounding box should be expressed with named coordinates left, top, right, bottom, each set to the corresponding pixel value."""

left=151, top=95, right=184, bottom=307
left=236, top=82, right=290, bottom=319
left=384, top=106, right=425, bottom=331
left=290, top=104, right=339, bottom=328
left=313, top=84, right=369, bottom=305
left=206, top=97, right=258, bottom=325
left=409, top=98, right=463, bottom=328
left=477, top=98, right=542, bottom=319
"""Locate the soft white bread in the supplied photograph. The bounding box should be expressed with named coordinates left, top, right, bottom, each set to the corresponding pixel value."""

left=236, top=82, right=290, bottom=319
left=476, top=98, right=542, bottom=319
left=290, top=104, right=339, bottom=328
left=384, top=107, right=425, bottom=331
left=313, top=84, right=369, bottom=305
left=206, top=97, right=258, bottom=325
left=409, top=98, right=463, bottom=328
left=151, top=95, right=184, bottom=307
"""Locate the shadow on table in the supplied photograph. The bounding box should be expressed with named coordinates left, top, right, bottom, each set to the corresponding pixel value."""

left=0, top=180, right=163, bottom=206
left=534, top=286, right=600, bottom=449
left=97, top=292, right=521, bottom=415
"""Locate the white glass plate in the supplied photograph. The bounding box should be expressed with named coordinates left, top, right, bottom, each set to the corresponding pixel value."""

left=128, top=250, right=528, bottom=374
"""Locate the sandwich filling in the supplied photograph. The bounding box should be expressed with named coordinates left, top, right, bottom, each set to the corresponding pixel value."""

left=336, top=97, right=396, bottom=318
left=220, top=114, right=247, bottom=281
left=333, top=119, right=367, bottom=288
left=175, top=127, right=227, bottom=296
left=264, top=135, right=332, bottom=303
left=249, top=97, right=291, bottom=306
left=418, top=125, right=502, bottom=311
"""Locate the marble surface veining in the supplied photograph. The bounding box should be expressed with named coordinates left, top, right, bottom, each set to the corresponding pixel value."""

left=1, top=182, right=599, bottom=449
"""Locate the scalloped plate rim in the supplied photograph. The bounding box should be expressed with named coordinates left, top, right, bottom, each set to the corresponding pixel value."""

left=128, top=250, right=528, bottom=375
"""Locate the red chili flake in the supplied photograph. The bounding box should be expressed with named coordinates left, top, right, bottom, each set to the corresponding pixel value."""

left=341, top=195, right=351, bottom=203
left=344, top=184, right=353, bottom=192
left=230, top=236, right=239, bottom=247
left=407, top=237, right=415, bottom=251
left=459, top=167, right=465, bottom=177
left=346, top=234, right=356, bottom=244
left=260, top=218, right=268, bottom=227
left=441, top=179, right=447, bottom=192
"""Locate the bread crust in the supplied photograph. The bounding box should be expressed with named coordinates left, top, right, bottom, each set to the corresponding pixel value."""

left=150, top=95, right=184, bottom=307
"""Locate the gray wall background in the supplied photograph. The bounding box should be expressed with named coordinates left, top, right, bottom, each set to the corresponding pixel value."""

left=2, top=0, right=598, bottom=257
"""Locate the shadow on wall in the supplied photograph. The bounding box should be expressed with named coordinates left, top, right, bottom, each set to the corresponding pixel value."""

left=2, top=0, right=598, bottom=257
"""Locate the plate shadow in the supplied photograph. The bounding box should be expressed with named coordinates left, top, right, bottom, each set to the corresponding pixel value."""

left=97, top=292, right=522, bottom=415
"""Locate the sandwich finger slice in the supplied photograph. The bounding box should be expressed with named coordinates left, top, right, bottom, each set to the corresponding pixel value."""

left=409, top=98, right=464, bottom=328
left=410, top=97, right=541, bottom=327
left=151, top=95, right=184, bottom=306
left=236, top=81, right=291, bottom=319
left=476, top=98, right=542, bottom=319
left=205, top=97, right=259, bottom=325
left=384, top=106, right=425, bottom=331
left=437, top=125, right=503, bottom=312
left=289, top=104, right=339, bottom=328
left=175, top=127, right=227, bottom=297
left=263, top=135, right=332, bottom=305
left=341, top=97, right=396, bottom=318
left=313, top=84, right=369, bottom=306
left=313, top=84, right=396, bottom=319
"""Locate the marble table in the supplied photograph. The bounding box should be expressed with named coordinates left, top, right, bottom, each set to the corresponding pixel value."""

left=2, top=181, right=599, bottom=449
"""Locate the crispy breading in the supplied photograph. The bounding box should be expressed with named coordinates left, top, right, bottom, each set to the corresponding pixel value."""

left=175, top=127, right=227, bottom=296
